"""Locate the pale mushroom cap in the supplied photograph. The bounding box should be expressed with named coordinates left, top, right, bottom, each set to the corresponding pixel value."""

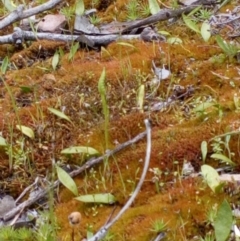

left=68, top=211, right=82, bottom=226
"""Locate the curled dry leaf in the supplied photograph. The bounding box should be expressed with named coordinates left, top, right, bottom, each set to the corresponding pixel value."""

left=36, top=14, right=66, bottom=33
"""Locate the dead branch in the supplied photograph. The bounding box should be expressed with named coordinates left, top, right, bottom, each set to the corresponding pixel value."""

left=0, top=27, right=140, bottom=45
left=0, top=5, right=198, bottom=46
left=0, top=0, right=63, bottom=30
left=121, top=5, right=197, bottom=33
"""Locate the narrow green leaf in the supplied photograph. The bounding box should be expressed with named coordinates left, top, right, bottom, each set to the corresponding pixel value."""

left=1, top=0, right=16, bottom=12
left=216, top=35, right=229, bottom=52
left=1, top=56, right=9, bottom=75
left=61, top=146, right=100, bottom=155
left=216, top=35, right=238, bottom=57
left=98, top=68, right=106, bottom=95
left=148, top=0, right=160, bottom=15
left=201, top=21, right=211, bottom=42
left=214, top=200, right=232, bottom=241
left=0, top=136, right=7, bottom=146
left=68, top=42, right=79, bottom=61
left=137, top=84, right=145, bottom=112
left=52, top=51, right=59, bottom=70
left=56, top=165, right=78, bottom=196
left=182, top=14, right=200, bottom=33
left=75, top=0, right=85, bottom=16
left=16, top=125, right=35, bottom=139
left=211, top=153, right=236, bottom=166
left=20, top=86, right=33, bottom=93
left=167, top=37, right=182, bottom=45
left=117, top=42, right=136, bottom=48
left=158, top=30, right=171, bottom=36
left=48, top=107, right=72, bottom=123
left=193, top=102, right=214, bottom=112
left=201, top=164, right=220, bottom=192
left=75, top=193, right=116, bottom=204
left=201, top=141, right=207, bottom=162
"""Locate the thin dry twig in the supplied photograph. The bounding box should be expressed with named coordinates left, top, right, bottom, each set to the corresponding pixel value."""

left=0, top=27, right=140, bottom=45
left=0, top=0, right=63, bottom=30
left=88, top=119, right=152, bottom=241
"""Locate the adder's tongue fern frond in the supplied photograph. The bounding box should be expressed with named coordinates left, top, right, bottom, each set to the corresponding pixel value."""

left=98, top=68, right=109, bottom=150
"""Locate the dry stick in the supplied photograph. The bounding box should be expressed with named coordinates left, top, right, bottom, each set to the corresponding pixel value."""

left=3, top=130, right=147, bottom=221
left=0, top=27, right=140, bottom=45
left=0, top=5, right=198, bottom=44
left=0, top=0, right=63, bottom=30
left=88, top=119, right=152, bottom=241
left=121, top=5, right=197, bottom=34
left=152, top=233, right=166, bottom=241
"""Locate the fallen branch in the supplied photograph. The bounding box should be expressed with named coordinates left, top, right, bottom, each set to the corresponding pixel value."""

left=0, top=27, right=140, bottom=45
left=121, top=5, right=197, bottom=33
left=0, top=5, right=198, bottom=45
left=0, top=0, right=63, bottom=30
left=3, top=130, right=147, bottom=221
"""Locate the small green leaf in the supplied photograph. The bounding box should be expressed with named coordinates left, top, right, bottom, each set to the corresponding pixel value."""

left=48, top=107, right=72, bottom=123
left=214, top=200, right=232, bottom=241
left=1, top=0, right=16, bottom=12
left=182, top=14, right=200, bottom=34
left=211, top=153, right=236, bottom=166
left=1, top=56, right=9, bottom=75
left=68, top=42, right=79, bottom=61
left=16, top=125, right=35, bottom=139
left=201, top=164, right=220, bottom=193
left=148, top=0, right=160, bottom=15
left=193, top=102, right=214, bottom=112
left=56, top=165, right=78, bottom=196
left=98, top=68, right=106, bottom=95
left=61, top=146, right=100, bottom=155
left=215, top=35, right=238, bottom=57
left=75, top=193, right=116, bottom=204
left=167, top=37, right=182, bottom=45
left=201, top=21, right=211, bottom=42
left=75, top=0, right=85, bottom=16
left=158, top=30, right=171, bottom=36
left=20, top=86, right=33, bottom=93
left=117, top=42, right=136, bottom=48
left=201, top=141, right=207, bottom=162
left=137, top=84, right=145, bottom=112
left=52, top=51, right=59, bottom=70
left=0, top=136, right=7, bottom=146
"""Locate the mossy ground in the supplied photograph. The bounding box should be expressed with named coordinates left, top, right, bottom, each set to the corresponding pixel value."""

left=0, top=0, right=240, bottom=240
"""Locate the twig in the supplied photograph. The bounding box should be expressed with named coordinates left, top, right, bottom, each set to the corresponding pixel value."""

left=3, top=130, right=147, bottom=221
left=0, top=0, right=63, bottom=30
left=0, top=27, right=140, bottom=45
left=152, top=232, right=166, bottom=241
left=87, top=119, right=152, bottom=241
left=121, top=6, right=197, bottom=34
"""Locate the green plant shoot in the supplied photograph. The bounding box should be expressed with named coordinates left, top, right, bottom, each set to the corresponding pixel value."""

left=98, top=68, right=109, bottom=150
left=214, top=200, right=232, bottom=241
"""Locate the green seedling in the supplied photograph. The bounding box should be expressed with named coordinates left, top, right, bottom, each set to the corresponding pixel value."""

left=216, top=35, right=239, bottom=58
left=201, top=140, right=208, bottom=163
left=200, top=232, right=215, bottom=241
left=48, top=107, right=73, bottom=124
left=75, top=0, right=84, bottom=16
left=150, top=219, right=168, bottom=233
left=214, top=200, right=233, bottom=241
left=98, top=68, right=109, bottom=150
left=52, top=50, right=60, bottom=70
left=68, top=42, right=79, bottom=62
left=148, top=0, right=160, bottom=15
left=126, top=0, right=139, bottom=20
